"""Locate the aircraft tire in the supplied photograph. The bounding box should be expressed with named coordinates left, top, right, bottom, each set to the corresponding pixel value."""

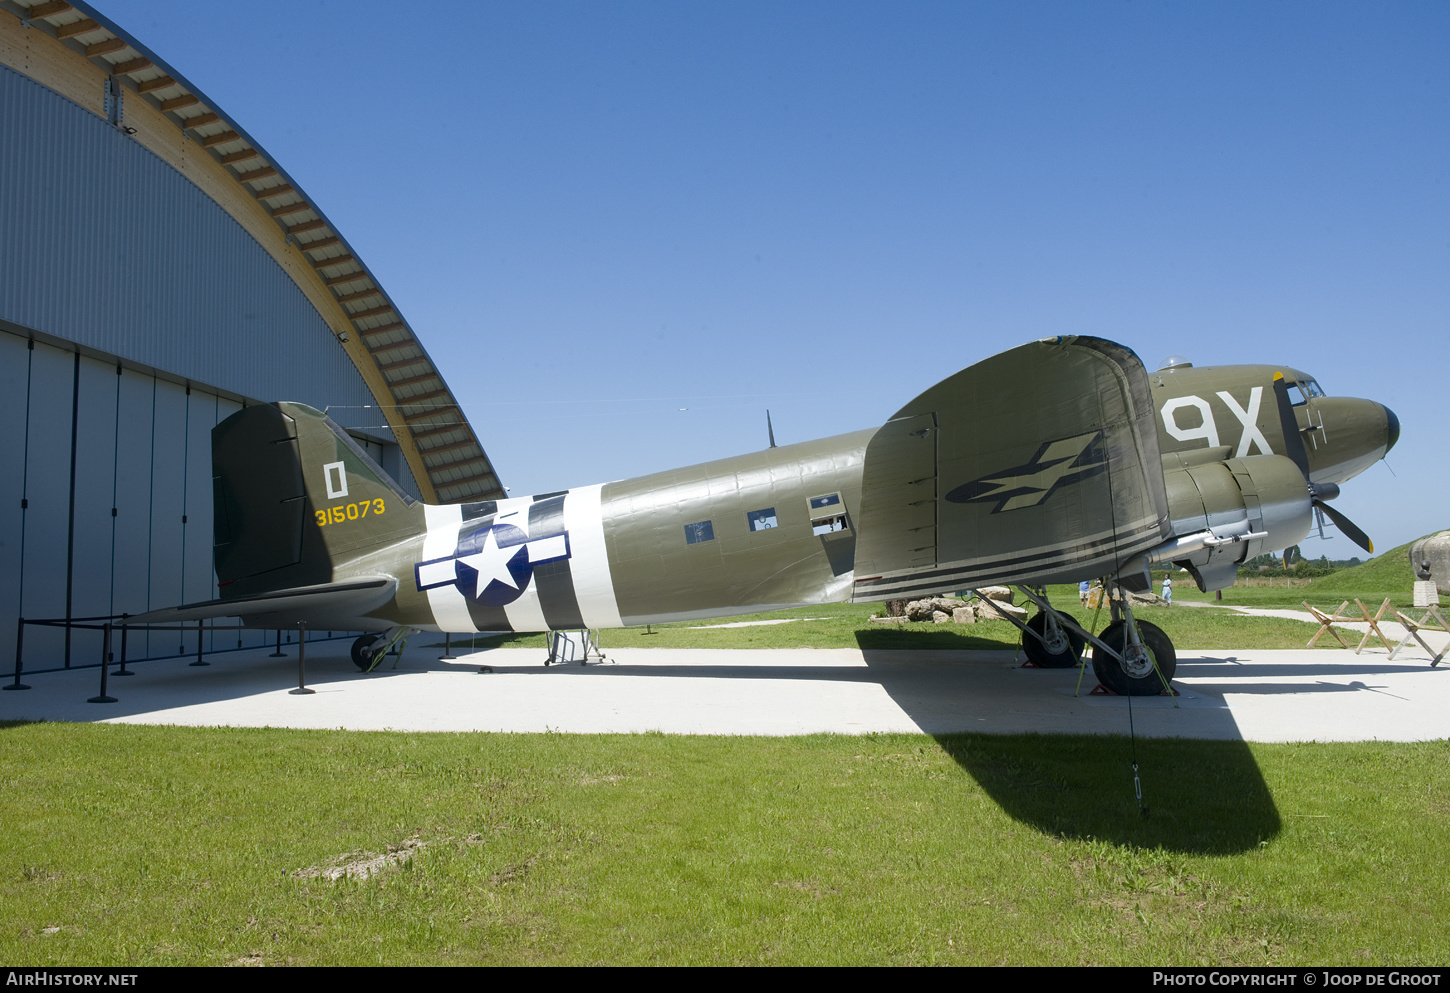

left=1022, top=611, right=1085, bottom=668
left=1091, top=620, right=1176, bottom=696
left=351, top=634, right=382, bottom=671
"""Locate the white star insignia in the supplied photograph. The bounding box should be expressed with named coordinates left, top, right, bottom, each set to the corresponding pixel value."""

left=457, top=527, right=521, bottom=598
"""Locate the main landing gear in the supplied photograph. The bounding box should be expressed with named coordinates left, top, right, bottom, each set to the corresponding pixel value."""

left=1091, top=618, right=1176, bottom=697
left=1021, top=608, right=1086, bottom=669
left=351, top=627, right=414, bottom=672
left=998, top=584, right=1176, bottom=696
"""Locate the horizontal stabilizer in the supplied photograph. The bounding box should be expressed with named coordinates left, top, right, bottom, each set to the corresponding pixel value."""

left=125, top=577, right=397, bottom=627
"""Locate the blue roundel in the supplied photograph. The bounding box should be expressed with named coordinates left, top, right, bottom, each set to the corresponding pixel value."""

left=453, top=522, right=532, bottom=607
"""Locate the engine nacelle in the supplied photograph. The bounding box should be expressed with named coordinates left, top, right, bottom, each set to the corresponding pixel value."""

left=1155, top=454, right=1313, bottom=592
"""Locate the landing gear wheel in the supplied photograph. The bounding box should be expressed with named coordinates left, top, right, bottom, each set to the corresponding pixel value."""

left=1022, top=611, right=1086, bottom=668
left=1091, top=619, right=1176, bottom=696
left=351, top=634, right=382, bottom=671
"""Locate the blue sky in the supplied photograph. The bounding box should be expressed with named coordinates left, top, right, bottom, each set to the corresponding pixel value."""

left=99, top=0, right=1447, bottom=561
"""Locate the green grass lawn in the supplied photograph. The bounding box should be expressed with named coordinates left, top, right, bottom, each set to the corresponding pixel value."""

left=6, top=547, right=1436, bottom=965
left=2, top=722, right=1445, bottom=966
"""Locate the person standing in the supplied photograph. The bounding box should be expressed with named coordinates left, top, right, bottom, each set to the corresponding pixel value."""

left=1162, top=575, right=1172, bottom=606
left=1079, top=580, right=1090, bottom=606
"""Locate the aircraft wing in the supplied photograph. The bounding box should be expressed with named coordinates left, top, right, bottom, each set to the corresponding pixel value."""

left=124, top=577, right=398, bottom=629
left=853, top=336, right=1171, bottom=600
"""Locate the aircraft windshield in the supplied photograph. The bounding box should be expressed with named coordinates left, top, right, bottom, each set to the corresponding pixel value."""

left=1289, top=379, right=1326, bottom=405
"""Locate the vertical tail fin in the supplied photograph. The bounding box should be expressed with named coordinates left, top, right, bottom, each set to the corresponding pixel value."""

left=212, top=402, right=423, bottom=598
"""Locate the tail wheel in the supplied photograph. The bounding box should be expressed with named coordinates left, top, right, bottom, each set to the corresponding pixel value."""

left=1091, top=619, right=1176, bottom=696
left=351, top=634, right=382, bottom=671
left=1022, top=611, right=1085, bottom=668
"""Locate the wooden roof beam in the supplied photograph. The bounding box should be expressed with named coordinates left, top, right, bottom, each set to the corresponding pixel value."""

left=436, top=470, right=501, bottom=491
left=336, top=287, right=382, bottom=305
left=160, top=93, right=199, bottom=111
left=376, top=357, right=427, bottom=375
left=201, top=130, right=242, bottom=147
left=360, top=322, right=408, bottom=340
left=398, top=388, right=453, bottom=406
left=56, top=18, right=100, bottom=39
left=410, top=421, right=469, bottom=441
left=111, top=57, right=153, bottom=74
left=367, top=339, right=422, bottom=360
left=427, top=452, right=491, bottom=473
left=86, top=38, right=127, bottom=57
left=269, top=201, right=312, bottom=218
left=136, top=75, right=176, bottom=93
left=217, top=147, right=261, bottom=165
left=402, top=404, right=459, bottom=424
left=419, top=438, right=481, bottom=458
left=29, top=2, right=75, bottom=18
left=324, top=270, right=366, bottom=287
left=385, top=371, right=443, bottom=390
left=348, top=303, right=396, bottom=322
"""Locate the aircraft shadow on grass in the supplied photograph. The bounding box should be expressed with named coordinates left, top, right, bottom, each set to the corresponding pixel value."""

left=849, top=630, right=1284, bottom=855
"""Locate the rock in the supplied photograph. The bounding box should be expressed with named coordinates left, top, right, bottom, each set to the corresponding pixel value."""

left=904, top=596, right=967, bottom=621
left=975, top=598, right=1028, bottom=622
left=978, top=586, right=1014, bottom=603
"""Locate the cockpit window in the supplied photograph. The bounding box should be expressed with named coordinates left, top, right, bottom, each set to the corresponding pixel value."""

left=1288, top=380, right=1325, bottom=406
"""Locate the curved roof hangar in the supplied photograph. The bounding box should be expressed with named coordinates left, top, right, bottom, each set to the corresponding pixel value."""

left=0, top=0, right=505, bottom=504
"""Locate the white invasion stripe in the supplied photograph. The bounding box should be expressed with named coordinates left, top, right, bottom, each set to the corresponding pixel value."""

left=563, top=483, right=623, bottom=629
left=422, top=503, right=476, bottom=633
left=500, top=505, right=549, bottom=633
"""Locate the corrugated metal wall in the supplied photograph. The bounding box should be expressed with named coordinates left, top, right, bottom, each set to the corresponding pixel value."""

left=0, top=63, right=414, bottom=670
left=0, top=64, right=381, bottom=423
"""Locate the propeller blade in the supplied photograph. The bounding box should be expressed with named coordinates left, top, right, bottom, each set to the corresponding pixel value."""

left=1270, top=372, right=1312, bottom=477
left=1314, top=499, right=1374, bottom=554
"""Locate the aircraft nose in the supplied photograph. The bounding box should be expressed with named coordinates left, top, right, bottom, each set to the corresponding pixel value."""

left=1383, top=404, right=1400, bottom=454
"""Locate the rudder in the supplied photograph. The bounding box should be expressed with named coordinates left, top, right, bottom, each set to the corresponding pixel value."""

left=212, top=402, right=422, bottom=598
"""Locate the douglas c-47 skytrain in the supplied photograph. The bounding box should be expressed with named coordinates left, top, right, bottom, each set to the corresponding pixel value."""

left=134, top=336, right=1398, bottom=696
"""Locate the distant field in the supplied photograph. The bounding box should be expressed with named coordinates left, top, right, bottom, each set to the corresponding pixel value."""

left=2, top=722, right=1444, bottom=966
left=1163, top=535, right=1428, bottom=611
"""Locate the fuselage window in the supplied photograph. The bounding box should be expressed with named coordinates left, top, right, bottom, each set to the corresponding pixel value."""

left=1287, top=383, right=1309, bottom=406
left=684, top=520, right=715, bottom=544
left=747, top=509, right=778, bottom=531
left=807, top=492, right=849, bottom=536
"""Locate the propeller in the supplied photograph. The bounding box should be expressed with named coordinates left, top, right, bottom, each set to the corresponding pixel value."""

left=1272, top=373, right=1374, bottom=554
left=1311, top=487, right=1374, bottom=554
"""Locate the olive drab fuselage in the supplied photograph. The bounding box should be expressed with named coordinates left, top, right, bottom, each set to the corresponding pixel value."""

left=159, top=338, right=1396, bottom=635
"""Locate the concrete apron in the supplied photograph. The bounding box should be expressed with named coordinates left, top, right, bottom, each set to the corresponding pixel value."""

left=3, top=634, right=1448, bottom=742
